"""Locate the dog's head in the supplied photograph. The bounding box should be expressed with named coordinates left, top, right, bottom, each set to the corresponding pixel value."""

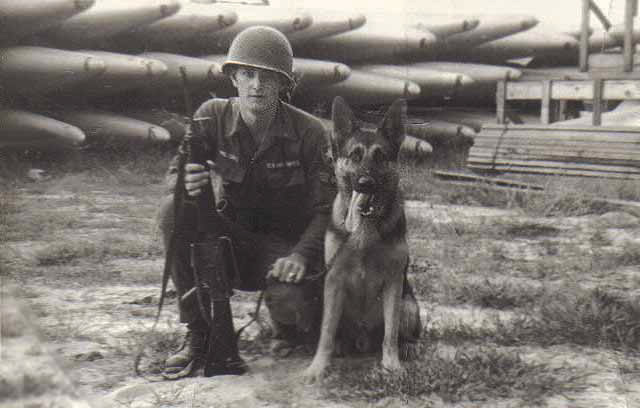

left=330, top=96, right=406, bottom=221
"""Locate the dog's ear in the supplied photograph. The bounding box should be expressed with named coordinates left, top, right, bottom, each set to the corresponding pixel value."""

left=379, top=99, right=406, bottom=156
left=331, top=96, right=355, bottom=153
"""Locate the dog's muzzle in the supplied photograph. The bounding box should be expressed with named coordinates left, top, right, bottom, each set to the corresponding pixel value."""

left=353, top=175, right=376, bottom=217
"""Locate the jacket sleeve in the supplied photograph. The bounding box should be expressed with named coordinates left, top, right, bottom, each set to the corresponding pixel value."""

left=292, top=124, right=336, bottom=266
left=164, top=141, right=184, bottom=194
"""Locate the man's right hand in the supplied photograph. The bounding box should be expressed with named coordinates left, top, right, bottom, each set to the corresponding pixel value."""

left=184, top=163, right=210, bottom=196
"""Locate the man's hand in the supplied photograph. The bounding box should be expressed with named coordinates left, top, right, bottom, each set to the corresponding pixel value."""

left=184, top=163, right=210, bottom=196
left=267, top=253, right=307, bottom=284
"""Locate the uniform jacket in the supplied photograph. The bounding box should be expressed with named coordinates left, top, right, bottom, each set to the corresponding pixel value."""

left=168, top=97, right=335, bottom=266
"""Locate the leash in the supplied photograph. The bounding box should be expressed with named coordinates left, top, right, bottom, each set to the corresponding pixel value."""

left=134, top=149, right=188, bottom=377
left=133, top=229, right=178, bottom=378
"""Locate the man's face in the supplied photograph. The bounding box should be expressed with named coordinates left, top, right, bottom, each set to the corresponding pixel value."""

left=230, top=66, right=285, bottom=114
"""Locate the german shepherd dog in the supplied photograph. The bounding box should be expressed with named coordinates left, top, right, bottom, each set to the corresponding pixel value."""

left=304, top=96, right=422, bottom=382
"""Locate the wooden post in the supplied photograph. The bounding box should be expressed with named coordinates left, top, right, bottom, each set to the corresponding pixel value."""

left=580, top=0, right=591, bottom=72
left=624, top=0, right=636, bottom=72
left=496, top=80, right=506, bottom=124
left=592, top=78, right=604, bottom=126
left=541, top=80, right=553, bottom=124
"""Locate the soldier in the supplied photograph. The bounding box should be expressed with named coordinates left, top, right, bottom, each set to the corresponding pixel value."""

left=158, top=26, right=335, bottom=378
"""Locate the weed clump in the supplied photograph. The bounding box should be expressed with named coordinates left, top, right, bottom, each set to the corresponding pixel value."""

left=427, top=288, right=640, bottom=352
left=35, top=233, right=159, bottom=266
left=325, top=345, right=575, bottom=405
left=447, top=278, right=542, bottom=310
left=533, top=288, right=640, bottom=350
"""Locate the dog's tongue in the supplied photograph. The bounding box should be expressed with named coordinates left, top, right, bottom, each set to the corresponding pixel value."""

left=345, top=191, right=369, bottom=232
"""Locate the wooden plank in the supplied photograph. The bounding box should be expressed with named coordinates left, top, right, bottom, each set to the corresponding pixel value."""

left=473, top=132, right=640, bottom=144
left=473, top=139, right=640, bottom=151
left=470, top=149, right=640, bottom=165
left=481, top=123, right=640, bottom=135
left=467, top=156, right=640, bottom=174
left=467, top=163, right=640, bottom=179
left=471, top=144, right=640, bottom=160
left=470, top=149, right=640, bottom=166
left=589, top=0, right=613, bottom=30
left=478, top=130, right=640, bottom=145
left=432, top=170, right=545, bottom=190
left=505, top=79, right=640, bottom=100
left=475, top=134, right=640, bottom=144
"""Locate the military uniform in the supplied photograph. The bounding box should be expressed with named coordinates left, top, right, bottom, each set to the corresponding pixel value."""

left=159, top=96, right=335, bottom=343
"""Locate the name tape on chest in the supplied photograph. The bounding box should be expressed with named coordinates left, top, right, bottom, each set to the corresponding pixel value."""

left=266, top=160, right=301, bottom=169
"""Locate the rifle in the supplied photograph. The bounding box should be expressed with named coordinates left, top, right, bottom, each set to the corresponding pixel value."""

left=178, top=66, right=247, bottom=377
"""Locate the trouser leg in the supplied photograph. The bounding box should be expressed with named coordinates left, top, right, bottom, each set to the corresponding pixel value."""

left=157, top=195, right=209, bottom=326
left=226, top=230, right=323, bottom=345
left=157, top=195, right=323, bottom=341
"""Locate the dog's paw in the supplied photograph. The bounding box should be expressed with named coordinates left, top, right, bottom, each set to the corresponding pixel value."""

left=381, top=356, right=404, bottom=373
left=302, top=362, right=328, bottom=384
left=270, top=339, right=295, bottom=358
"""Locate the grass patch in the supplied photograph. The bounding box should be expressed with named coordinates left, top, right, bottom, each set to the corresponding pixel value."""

left=504, top=223, right=560, bottom=238
left=35, top=233, right=161, bottom=266
left=428, top=287, right=640, bottom=352
left=0, top=188, right=19, bottom=274
left=531, top=288, right=640, bottom=350
left=324, top=344, right=578, bottom=405
left=399, top=163, right=624, bottom=217
left=445, top=277, right=543, bottom=310
left=3, top=208, right=83, bottom=241
left=600, top=242, right=640, bottom=267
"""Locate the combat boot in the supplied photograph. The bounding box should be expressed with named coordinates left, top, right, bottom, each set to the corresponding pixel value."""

left=163, top=324, right=208, bottom=379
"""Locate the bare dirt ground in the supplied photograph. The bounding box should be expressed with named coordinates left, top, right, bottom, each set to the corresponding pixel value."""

left=2, top=165, right=640, bottom=407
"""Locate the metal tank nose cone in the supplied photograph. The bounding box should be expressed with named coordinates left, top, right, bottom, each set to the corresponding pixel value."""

left=148, top=126, right=171, bottom=142
left=146, top=60, right=168, bottom=78
left=419, top=31, right=438, bottom=48
left=334, top=64, right=351, bottom=81
left=84, top=57, right=106, bottom=75
left=404, top=81, right=421, bottom=98
left=349, top=14, right=367, bottom=30
left=563, top=37, right=579, bottom=50
left=74, top=0, right=95, bottom=12
left=463, top=18, right=480, bottom=31
left=521, top=16, right=539, bottom=30
left=293, top=13, right=313, bottom=31
left=218, top=11, right=238, bottom=28
left=65, top=124, right=87, bottom=145
left=457, top=74, right=474, bottom=87
left=207, top=63, right=223, bottom=80
left=505, top=68, right=522, bottom=80
left=159, top=1, right=181, bottom=18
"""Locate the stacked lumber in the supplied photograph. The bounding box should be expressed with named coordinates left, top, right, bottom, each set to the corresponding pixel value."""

left=468, top=124, right=640, bottom=179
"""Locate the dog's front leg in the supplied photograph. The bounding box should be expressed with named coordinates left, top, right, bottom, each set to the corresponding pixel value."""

left=303, top=267, right=346, bottom=383
left=381, top=272, right=403, bottom=372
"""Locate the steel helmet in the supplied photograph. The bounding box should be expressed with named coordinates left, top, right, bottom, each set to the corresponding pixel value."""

left=221, top=26, right=295, bottom=88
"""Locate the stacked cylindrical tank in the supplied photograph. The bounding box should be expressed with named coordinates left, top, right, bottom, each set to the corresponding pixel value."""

left=0, top=0, right=631, bottom=151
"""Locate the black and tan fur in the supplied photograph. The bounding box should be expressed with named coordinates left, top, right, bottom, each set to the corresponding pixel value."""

left=304, top=96, right=421, bottom=381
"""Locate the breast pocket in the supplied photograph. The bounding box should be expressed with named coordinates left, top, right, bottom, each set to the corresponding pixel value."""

left=216, top=153, right=246, bottom=184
